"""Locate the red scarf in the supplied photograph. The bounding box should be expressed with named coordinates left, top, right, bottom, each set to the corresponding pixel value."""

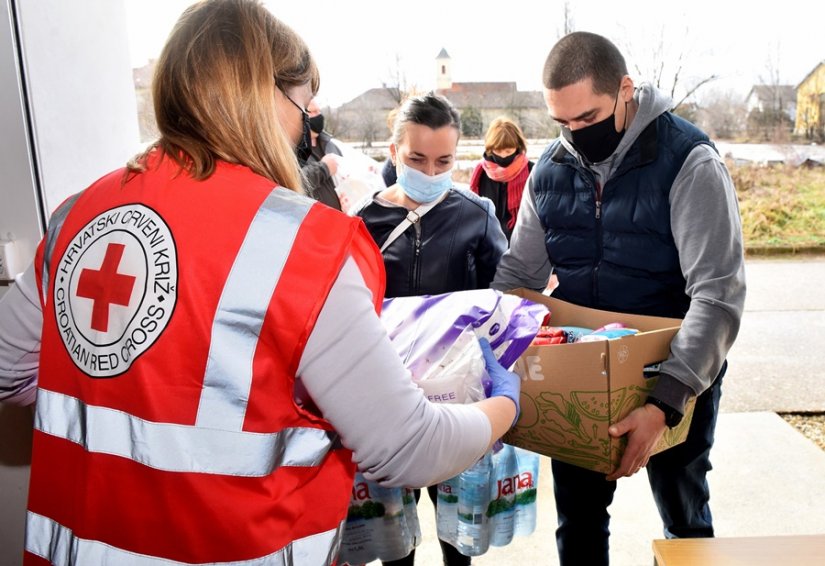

left=470, top=152, right=530, bottom=229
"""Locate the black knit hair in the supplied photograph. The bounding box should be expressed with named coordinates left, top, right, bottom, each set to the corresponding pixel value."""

left=542, top=31, right=628, bottom=96
left=391, top=91, right=461, bottom=144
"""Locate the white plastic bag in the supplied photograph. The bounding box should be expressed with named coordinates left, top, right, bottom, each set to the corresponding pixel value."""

left=332, top=140, right=386, bottom=214
left=413, top=329, right=486, bottom=404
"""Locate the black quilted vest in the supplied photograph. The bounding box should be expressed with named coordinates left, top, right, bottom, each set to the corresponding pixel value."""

left=533, top=112, right=712, bottom=318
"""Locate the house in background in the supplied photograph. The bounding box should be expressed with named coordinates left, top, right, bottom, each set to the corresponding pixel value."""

left=794, top=60, right=825, bottom=140
left=333, top=86, right=401, bottom=147
left=434, top=49, right=549, bottom=139
left=744, top=83, right=796, bottom=140
left=334, top=49, right=550, bottom=144
left=745, top=84, right=796, bottom=122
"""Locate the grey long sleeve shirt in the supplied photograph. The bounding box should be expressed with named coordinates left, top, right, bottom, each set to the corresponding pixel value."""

left=493, top=84, right=746, bottom=413
left=1, top=257, right=490, bottom=488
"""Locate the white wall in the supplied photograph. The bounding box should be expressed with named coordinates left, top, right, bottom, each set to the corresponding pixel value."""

left=0, top=1, right=140, bottom=563
left=0, top=1, right=42, bottom=284
left=17, top=0, right=142, bottom=216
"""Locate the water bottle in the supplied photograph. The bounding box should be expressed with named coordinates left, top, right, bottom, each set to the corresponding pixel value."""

left=436, top=475, right=460, bottom=547
left=371, top=483, right=414, bottom=562
left=340, top=474, right=416, bottom=564
left=489, top=444, right=517, bottom=547
left=456, top=452, right=492, bottom=556
left=401, top=487, right=421, bottom=550
left=513, top=447, right=539, bottom=537
left=339, top=474, right=381, bottom=565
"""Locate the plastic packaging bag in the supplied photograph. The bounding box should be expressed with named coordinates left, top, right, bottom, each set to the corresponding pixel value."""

left=412, top=327, right=486, bottom=404
left=332, top=140, right=386, bottom=214
left=380, top=289, right=549, bottom=391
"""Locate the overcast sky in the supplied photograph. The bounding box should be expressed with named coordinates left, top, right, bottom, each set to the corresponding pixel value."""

left=125, top=0, right=823, bottom=108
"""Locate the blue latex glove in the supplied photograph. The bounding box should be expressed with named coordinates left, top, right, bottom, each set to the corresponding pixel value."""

left=479, top=338, right=520, bottom=425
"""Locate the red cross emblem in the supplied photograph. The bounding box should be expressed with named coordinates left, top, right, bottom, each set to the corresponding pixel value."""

left=76, top=243, right=137, bottom=332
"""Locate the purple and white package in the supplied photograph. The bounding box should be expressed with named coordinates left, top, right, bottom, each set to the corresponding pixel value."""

left=380, top=289, right=548, bottom=404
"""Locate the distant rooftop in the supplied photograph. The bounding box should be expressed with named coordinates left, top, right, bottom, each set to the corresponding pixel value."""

left=436, top=81, right=544, bottom=109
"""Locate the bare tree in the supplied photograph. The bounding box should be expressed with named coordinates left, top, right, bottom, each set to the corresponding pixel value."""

left=381, top=52, right=416, bottom=105
left=696, top=88, right=747, bottom=140
left=620, top=25, right=718, bottom=112
left=561, top=1, right=575, bottom=36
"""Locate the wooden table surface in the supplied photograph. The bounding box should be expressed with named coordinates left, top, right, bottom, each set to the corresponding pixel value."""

left=652, top=534, right=825, bottom=566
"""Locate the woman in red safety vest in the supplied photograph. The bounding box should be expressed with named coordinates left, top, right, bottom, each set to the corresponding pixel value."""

left=0, top=1, right=520, bottom=564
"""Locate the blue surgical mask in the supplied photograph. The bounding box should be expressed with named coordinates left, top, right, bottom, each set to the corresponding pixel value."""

left=395, top=160, right=453, bottom=203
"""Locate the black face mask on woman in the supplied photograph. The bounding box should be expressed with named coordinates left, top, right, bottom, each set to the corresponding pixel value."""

left=308, top=113, right=325, bottom=135
left=562, top=89, right=626, bottom=164
left=280, top=88, right=313, bottom=163
left=486, top=150, right=518, bottom=168
left=296, top=113, right=312, bottom=163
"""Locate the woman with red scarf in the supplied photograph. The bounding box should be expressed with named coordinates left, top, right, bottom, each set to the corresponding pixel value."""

left=469, top=117, right=534, bottom=241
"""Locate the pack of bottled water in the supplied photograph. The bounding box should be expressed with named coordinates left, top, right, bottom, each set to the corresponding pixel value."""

left=512, top=446, right=539, bottom=538
left=338, top=473, right=421, bottom=565
left=435, top=444, right=539, bottom=557
left=489, top=445, right=517, bottom=547
left=456, top=451, right=493, bottom=555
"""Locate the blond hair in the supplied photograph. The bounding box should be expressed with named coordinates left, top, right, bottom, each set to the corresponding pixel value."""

left=484, top=117, right=527, bottom=154
left=128, top=0, right=318, bottom=191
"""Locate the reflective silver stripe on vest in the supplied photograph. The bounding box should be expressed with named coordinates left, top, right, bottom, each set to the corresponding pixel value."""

left=35, top=388, right=335, bottom=474
left=41, top=192, right=82, bottom=304
left=196, top=188, right=312, bottom=431
left=26, top=511, right=344, bottom=565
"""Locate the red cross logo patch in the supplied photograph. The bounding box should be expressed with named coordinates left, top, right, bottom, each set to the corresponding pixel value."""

left=53, top=204, right=178, bottom=377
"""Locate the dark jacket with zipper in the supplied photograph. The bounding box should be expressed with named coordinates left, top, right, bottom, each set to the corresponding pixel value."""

left=301, top=131, right=344, bottom=211
left=532, top=112, right=711, bottom=318
left=356, top=188, right=507, bottom=298
left=473, top=160, right=534, bottom=242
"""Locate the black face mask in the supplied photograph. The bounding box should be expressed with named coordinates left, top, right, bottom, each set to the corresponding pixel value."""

left=281, top=88, right=313, bottom=162
left=486, top=150, right=518, bottom=167
left=308, top=113, right=325, bottom=135
left=296, top=112, right=312, bottom=163
left=562, top=91, right=626, bottom=164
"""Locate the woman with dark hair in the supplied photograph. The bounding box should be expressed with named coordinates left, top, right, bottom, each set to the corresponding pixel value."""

left=469, top=117, right=534, bottom=241
left=354, top=92, right=508, bottom=565
left=357, top=93, right=507, bottom=298
left=0, top=4, right=519, bottom=565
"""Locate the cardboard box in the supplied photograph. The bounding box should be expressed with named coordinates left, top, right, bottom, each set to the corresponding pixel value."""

left=503, top=289, right=695, bottom=474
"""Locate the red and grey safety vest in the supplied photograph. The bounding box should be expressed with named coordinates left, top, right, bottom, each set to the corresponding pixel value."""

left=25, top=152, right=385, bottom=565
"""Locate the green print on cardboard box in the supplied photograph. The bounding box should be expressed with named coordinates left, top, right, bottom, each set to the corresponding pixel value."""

left=514, top=381, right=694, bottom=473
left=503, top=290, right=693, bottom=474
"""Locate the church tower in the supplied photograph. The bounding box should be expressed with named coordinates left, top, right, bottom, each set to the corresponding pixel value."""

left=436, top=48, right=452, bottom=90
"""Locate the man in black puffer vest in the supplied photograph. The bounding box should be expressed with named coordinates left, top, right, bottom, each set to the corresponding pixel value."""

left=301, top=98, right=344, bottom=210
left=492, top=32, right=746, bottom=566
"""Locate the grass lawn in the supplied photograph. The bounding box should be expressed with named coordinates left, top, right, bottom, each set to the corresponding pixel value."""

left=454, top=160, right=825, bottom=253
left=732, top=163, right=825, bottom=252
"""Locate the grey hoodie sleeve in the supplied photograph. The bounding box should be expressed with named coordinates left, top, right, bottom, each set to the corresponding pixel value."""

left=0, top=262, right=41, bottom=406
left=655, top=144, right=746, bottom=409
left=297, top=256, right=490, bottom=488
left=491, top=173, right=554, bottom=292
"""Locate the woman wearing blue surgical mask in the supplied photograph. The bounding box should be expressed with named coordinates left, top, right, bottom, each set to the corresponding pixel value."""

left=356, top=92, right=507, bottom=299
left=354, top=92, right=507, bottom=565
